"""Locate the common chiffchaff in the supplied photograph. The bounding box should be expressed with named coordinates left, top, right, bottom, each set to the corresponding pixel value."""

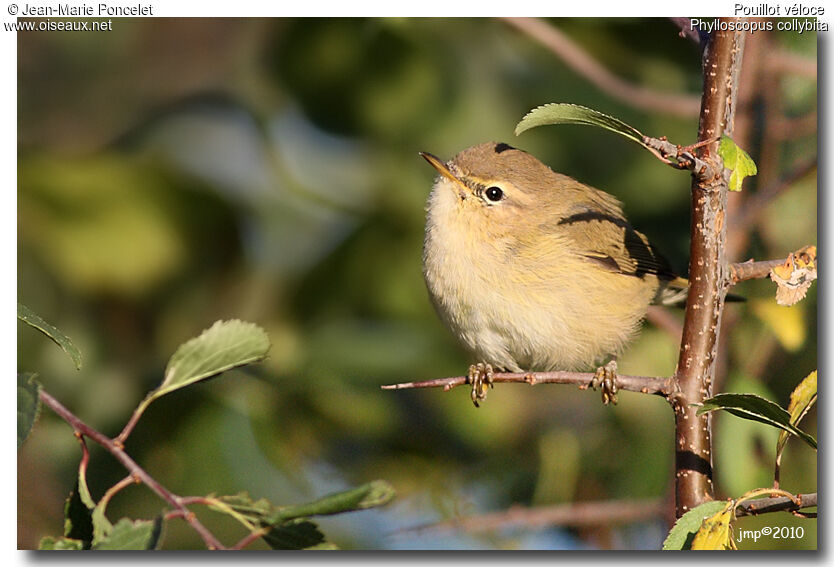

left=421, top=142, right=687, bottom=404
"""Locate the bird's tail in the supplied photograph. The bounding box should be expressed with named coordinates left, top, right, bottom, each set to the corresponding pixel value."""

left=655, top=276, right=745, bottom=306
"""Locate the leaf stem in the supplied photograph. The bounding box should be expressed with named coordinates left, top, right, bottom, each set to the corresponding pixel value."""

left=114, top=395, right=153, bottom=446
left=96, top=475, right=138, bottom=521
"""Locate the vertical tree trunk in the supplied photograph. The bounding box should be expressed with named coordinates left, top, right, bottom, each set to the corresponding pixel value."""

left=673, top=22, right=746, bottom=517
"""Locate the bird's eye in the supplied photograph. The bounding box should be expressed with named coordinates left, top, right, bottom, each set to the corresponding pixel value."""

left=485, top=186, right=504, bottom=202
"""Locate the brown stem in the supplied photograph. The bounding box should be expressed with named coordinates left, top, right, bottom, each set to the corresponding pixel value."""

left=501, top=17, right=701, bottom=117
left=97, top=475, right=138, bottom=518
left=382, top=371, right=674, bottom=398
left=407, top=499, right=664, bottom=534
left=38, top=388, right=226, bottom=550
left=729, top=258, right=788, bottom=283
left=672, top=23, right=746, bottom=518
left=735, top=492, right=816, bottom=517
left=232, top=529, right=270, bottom=551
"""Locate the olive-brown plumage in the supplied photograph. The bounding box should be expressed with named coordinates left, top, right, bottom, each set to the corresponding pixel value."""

left=421, top=142, right=685, bottom=375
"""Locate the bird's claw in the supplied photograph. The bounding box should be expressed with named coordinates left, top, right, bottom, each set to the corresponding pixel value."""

left=590, top=360, right=619, bottom=405
left=468, top=362, right=494, bottom=407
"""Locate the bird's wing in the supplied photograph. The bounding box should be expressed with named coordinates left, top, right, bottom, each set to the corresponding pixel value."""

left=555, top=209, right=679, bottom=282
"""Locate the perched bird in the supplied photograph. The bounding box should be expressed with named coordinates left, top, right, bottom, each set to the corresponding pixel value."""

left=420, top=142, right=688, bottom=405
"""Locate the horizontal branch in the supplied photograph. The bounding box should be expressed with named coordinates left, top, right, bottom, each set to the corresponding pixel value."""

left=402, top=492, right=815, bottom=537
left=729, top=258, right=789, bottom=284
left=382, top=371, right=674, bottom=398
left=730, top=245, right=818, bottom=285
left=406, top=498, right=664, bottom=535
left=735, top=492, right=817, bottom=518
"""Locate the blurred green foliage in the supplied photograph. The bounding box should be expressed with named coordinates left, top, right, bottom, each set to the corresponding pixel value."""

left=17, top=18, right=816, bottom=550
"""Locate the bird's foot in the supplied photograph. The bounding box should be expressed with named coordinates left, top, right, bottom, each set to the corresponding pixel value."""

left=467, top=362, right=494, bottom=407
left=590, top=360, right=619, bottom=405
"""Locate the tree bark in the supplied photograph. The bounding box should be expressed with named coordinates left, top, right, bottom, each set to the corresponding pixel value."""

left=673, top=22, right=746, bottom=517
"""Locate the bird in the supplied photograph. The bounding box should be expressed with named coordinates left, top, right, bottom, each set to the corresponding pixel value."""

left=420, top=141, right=688, bottom=405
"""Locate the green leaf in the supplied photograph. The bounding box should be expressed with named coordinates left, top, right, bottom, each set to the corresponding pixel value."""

left=39, top=537, right=85, bottom=550
left=718, top=135, right=757, bottom=191
left=698, top=393, right=816, bottom=449
left=18, top=303, right=82, bottom=370
left=714, top=375, right=778, bottom=497
left=63, top=484, right=94, bottom=546
left=209, top=493, right=332, bottom=550
left=91, top=503, right=115, bottom=546
left=92, top=518, right=162, bottom=550
left=271, top=480, right=396, bottom=523
left=148, top=319, right=270, bottom=404
left=662, top=500, right=727, bottom=550
left=515, top=103, right=646, bottom=146
left=210, top=482, right=394, bottom=550
left=17, top=372, right=41, bottom=448
left=262, top=519, right=332, bottom=550
left=209, top=492, right=275, bottom=525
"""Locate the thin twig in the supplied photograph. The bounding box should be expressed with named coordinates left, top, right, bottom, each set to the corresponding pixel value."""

left=405, top=499, right=665, bottom=535
left=668, top=18, right=703, bottom=43
left=97, top=475, right=139, bottom=517
left=38, top=388, right=226, bottom=550
left=232, top=528, right=270, bottom=551
left=501, top=17, right=701, bottom=117
left=641, top=135, right=717, bottom=180
left=382, top=371, right=675, bottom=398
left=735, top=492, right=817, bottom=517
left=729, top=258, right=790, bottom=284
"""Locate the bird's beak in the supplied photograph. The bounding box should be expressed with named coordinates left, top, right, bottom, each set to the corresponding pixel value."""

left=419, top=152, right=468, bottom=200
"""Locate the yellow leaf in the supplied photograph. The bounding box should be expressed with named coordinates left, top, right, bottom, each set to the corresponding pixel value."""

left=692, top=501, right=736, bottom=550
left=777, top=370, right=818, bottom=457
left=751, top=299, right=805, bottom=351
left=787, top=370, right=817, bottom=423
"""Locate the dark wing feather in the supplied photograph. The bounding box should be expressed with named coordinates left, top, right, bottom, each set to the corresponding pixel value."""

left=555, top=210, right=678, bottom=282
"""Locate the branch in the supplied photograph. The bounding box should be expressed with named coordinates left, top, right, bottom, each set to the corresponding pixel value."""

left=501, top=17, right=701, bottom=117
left=729, top=258, right=790, bottom=284
left=672, top=22, right=746, bottom=518
left=38, top=388, right=226, bottom=550
left=382, top=370, right=675, bottom=398
left=735, top=492, right=817, bottom=518
left=730, top=245, right=817, bottom=305
left=405, top=498, right=664, bottom=535
left=668, top=18, right=703, bottom=43
left=641, top=135, right=717, bottom=179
